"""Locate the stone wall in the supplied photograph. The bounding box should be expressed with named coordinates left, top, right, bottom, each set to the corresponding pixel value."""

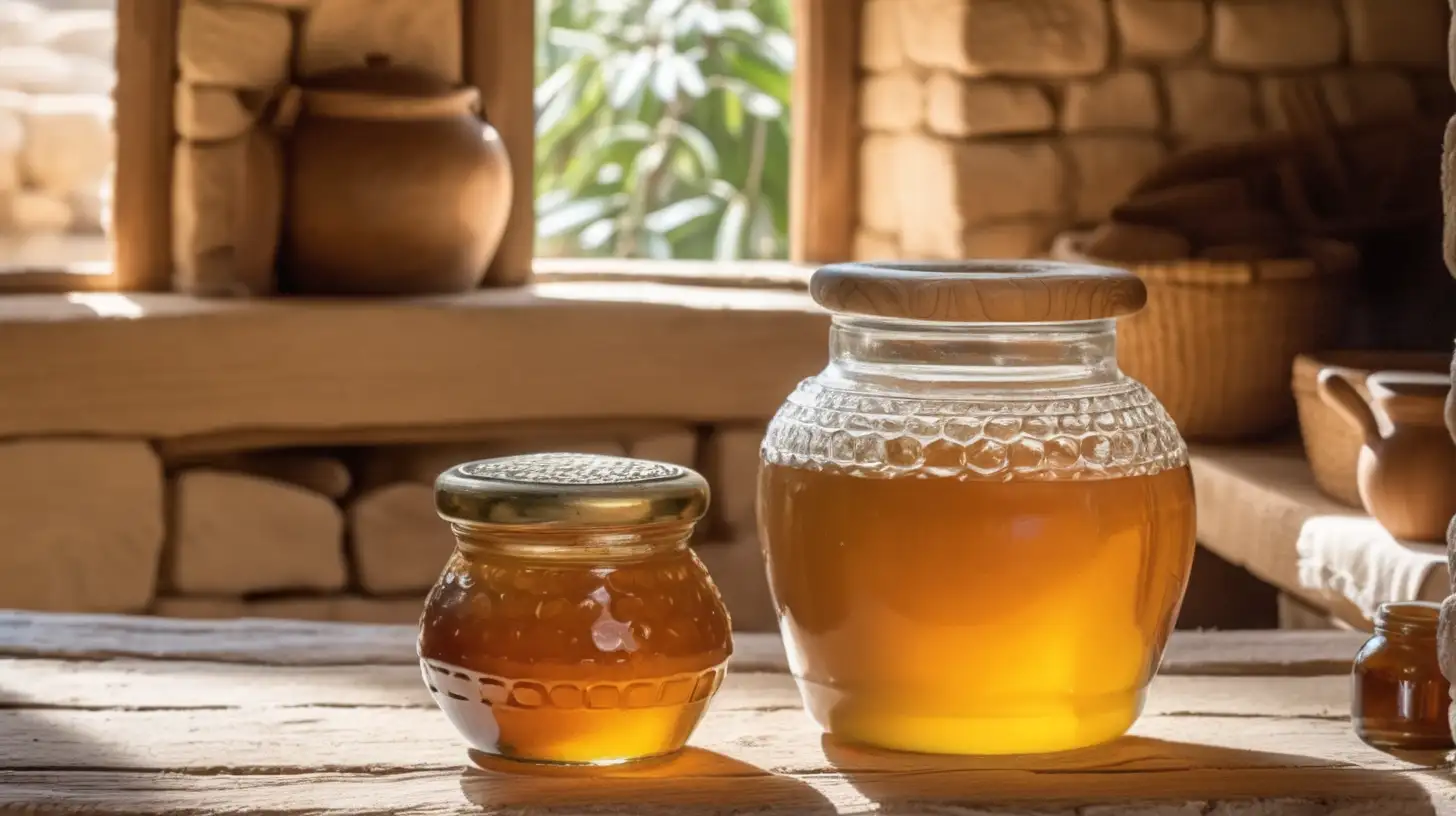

left=0, top=0, right=114, bottom=266
left=857, top=0, right=1453, bottom=260
left=0, top=424, right=779, bottom=631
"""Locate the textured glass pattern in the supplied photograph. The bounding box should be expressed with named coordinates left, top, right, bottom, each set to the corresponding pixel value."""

left=762, top=378, right=1188, bottom=480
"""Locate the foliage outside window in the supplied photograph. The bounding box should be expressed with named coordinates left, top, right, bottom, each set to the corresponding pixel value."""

left=534, top=0, right=793, bottom=262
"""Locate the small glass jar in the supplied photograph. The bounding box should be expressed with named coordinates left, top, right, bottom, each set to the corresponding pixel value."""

left=1352, top=601, right=1454, bottom=751
left=419, top=452, right=733, bottom=766
left=760, top=261, right=1197, bottom=756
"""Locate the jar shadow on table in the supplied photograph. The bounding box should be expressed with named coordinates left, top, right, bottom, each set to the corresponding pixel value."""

left=818, top=734, right=1447, bottom=813
left=458, top=747, right=837, bottom=814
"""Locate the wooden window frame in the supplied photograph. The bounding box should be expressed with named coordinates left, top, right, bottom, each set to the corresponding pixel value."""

left=1, top=0, right=861, bottom=295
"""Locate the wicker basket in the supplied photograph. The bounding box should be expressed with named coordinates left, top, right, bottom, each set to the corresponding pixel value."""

left=1053, top=231, right=1356, bottom=441
left=1291, top=350, right=1450, bottom=507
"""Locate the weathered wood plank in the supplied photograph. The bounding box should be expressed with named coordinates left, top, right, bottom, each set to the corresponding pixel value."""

left=0, top=613, right=788, bottom=670
left=0, top=759, right=1451, bottom=816
left=0, top=613, right=1367, bottom=676
left=0, top=660, right=1352, bottom=721
left=0, top=286, right=826, bottom=444
left=0, top=705, right=1425, bottom=775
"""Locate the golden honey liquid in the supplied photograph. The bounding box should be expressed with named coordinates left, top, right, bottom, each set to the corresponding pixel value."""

left=419, top=547, right=731, bottom=765
left=759, top=464, right=1196, bottom=755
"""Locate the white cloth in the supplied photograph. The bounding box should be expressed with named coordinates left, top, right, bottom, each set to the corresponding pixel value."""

left=1296, top=515, right=1449, bottom=619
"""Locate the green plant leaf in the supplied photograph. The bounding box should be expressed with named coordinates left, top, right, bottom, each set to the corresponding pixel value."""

left=537, top=195, right=627, bottom=238
left=673, top=122, right=719, bottom=177
left=715, top=196, right=748, bottom=261
left=644, top=194, right=720, bottom=233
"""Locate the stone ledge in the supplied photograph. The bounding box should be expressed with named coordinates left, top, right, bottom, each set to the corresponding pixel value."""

left=0, top=283, right=828, bottom=455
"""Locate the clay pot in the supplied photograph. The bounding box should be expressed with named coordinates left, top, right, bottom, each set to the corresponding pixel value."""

left=281, top=56, right=513, bottom=295
left=1319, top=369, right=1456, bottom=542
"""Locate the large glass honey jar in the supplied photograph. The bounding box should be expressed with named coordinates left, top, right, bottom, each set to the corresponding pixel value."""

left=419, top=453, right=733, bottom=766
left=759, top=261, right=1197, bottom=756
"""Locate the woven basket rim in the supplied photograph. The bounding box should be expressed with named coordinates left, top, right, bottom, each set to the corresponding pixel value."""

left=1053, top=231, right=1354, bottom=286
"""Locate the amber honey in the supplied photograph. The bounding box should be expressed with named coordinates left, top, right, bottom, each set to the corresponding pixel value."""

left=420, top=543, right=731, bottom=765
left=759, top=463, right=1197, bottom=756
left=1352, top=601, right=1454, bottom=752
left=420, top=453, right=732, bottom=766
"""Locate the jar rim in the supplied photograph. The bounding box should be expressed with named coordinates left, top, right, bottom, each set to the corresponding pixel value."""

left=809, top=260, right=1147, bottom=325
left=1374, top=601, right=1441, bottom=637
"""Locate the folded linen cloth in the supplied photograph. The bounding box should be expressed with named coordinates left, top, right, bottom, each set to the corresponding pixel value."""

left=1296, top=515, right=1449, bottom=620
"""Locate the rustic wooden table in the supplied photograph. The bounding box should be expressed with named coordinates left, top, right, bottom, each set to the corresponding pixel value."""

left=1, top=611, right=1453, bottom=815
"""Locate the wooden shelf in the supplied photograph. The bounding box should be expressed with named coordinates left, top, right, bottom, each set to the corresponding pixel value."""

left=0, top=283, right=827, bottom=457
left=1191, top=444, right=1450, bottom=628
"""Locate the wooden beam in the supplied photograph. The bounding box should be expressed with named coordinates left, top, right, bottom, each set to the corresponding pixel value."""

left=462, top=0, right=535, bottom=287
left=789, top=0, right=862, bottom=264
left=113, top=0, right=178, bottom=292
left=0, top=284, right=827, bottom=447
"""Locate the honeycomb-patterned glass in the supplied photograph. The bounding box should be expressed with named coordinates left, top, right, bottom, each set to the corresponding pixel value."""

left=760, top=354, right=1196, bottom=756
left=418, top=541, right=732, bottom=765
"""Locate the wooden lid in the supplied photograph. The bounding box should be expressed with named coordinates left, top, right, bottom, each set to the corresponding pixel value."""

left=809, top=261, right=1147, bottom=323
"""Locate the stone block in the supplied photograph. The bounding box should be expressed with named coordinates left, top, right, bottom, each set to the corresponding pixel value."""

left=175, top=84, right=265, bottom=143
left=705, top=426, right=766, bottom=538
left=695, top=537, right=777, bottom=633
left=5, top=191, right=72, bottom=234
left=172, top=132, right=283, bottom=296
left=1444, top=116, right=1456, bottom=278
left=901, top=0, right=1110, bottom=78
left=0, top=102, right=20, bottom=154
left=68, top=187, right=105, bottom=233
left=1069, top=136, right=1168, bottom=222
left=355, top=437, right=630, bottom=488
left=1345, top=0, right=1447, bottom=68
left=298, top=0, right=462, bottom=82
left=1063, top=70, right=1162, bottom=132
left=19, top=93, right=111, bottom=195
left=1212, top=0, right=1343, bottom=70
left=170, top=469, right=347, bottom=595
left=0, top=47, right=112, bottom=94
left=348, top=482, right=456, bottom=595
left=959, top=220, right=1059, bottom=259
left=204, top=451, right=353, bottom=499
left=1165, top=68, right=1259, bottom=146
left=924, top=75, right=1055, bottom=137
left=859, top=133, right=906, bottom=234
left=155, top=595, right=425, bottom=625
left=628, top=430, right=699, bottom=469
left=861, top=0, right=906, bottom=71
left=853, top=229, right=901, bottom=260
left=1262, top=73, right=1418, bottom=130
left=0, top=1, right=43, bottom=48
left=1440, top=593, right=1456, bottom=683
left=0, top=152, right=17, bottom=195
left=32, top=9, right=114, bottom=61
left=0, top=440, right=162, bottom=613
left=178, top=0, right=292, bottom=88
left=896, top=135, right=1064, bottom=256
left=1112, top=0, right=1207, bottom=60
left=860, top=71, right=924, bottom=133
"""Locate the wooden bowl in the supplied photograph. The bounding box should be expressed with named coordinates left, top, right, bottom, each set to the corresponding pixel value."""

left=1292, top=350, right=1450, bottom=507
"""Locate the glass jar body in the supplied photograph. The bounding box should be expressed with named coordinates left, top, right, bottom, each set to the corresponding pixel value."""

left=418, top=527, right=732, bottom=765
left=758, top=318, right=1197, bottom=756
left=1352, top=628, right=1453, bottom=751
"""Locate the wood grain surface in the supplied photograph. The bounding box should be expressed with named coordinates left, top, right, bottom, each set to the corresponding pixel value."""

left=0, top=611, right=1443, bottom=815
left=809, top=261, right=1148, bottom=323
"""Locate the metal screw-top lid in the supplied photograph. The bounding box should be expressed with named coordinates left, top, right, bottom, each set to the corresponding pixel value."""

left=435, top=452, right=710, bottom=528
